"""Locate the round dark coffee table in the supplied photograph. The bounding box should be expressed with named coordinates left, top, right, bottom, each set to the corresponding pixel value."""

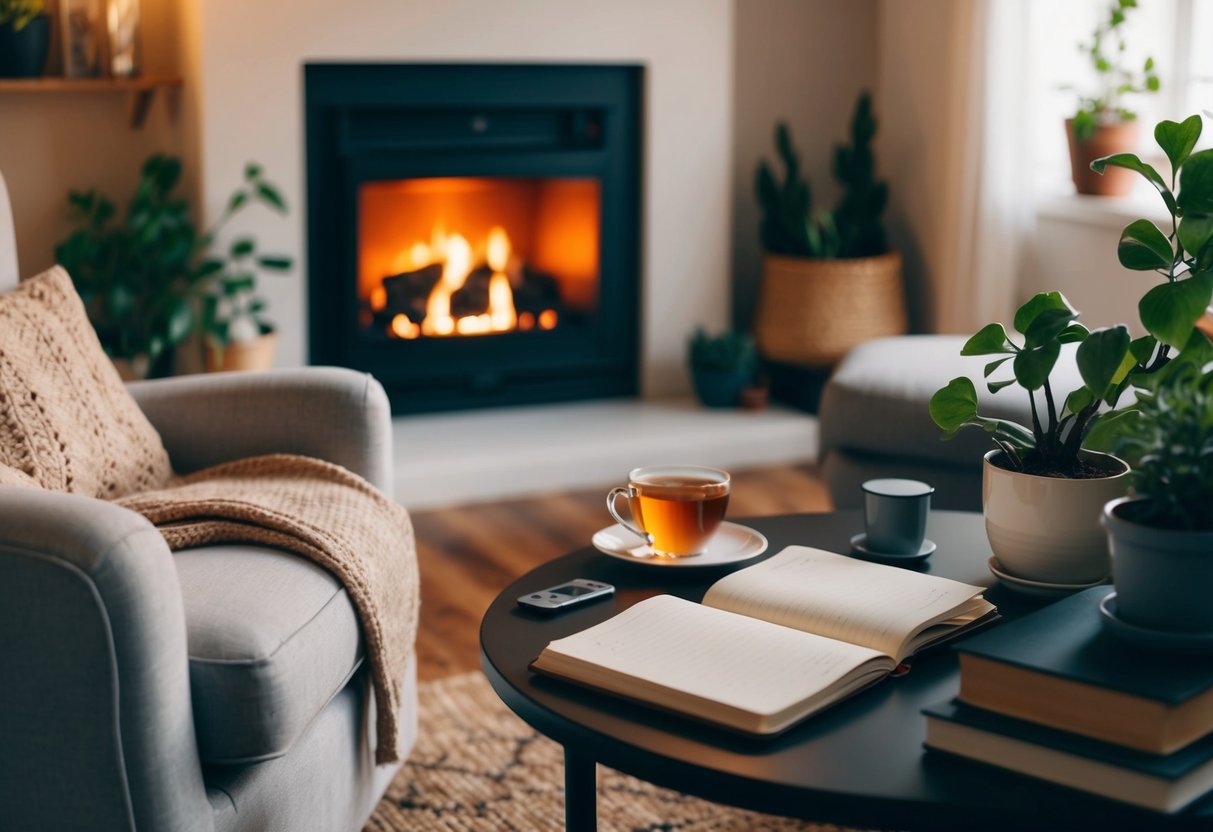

left=480, top=511, right=1213, bottom=831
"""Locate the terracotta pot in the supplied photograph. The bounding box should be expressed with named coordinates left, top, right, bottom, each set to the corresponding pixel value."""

left=1065, top=119, right=1139, bottom=196
left=983, top=449, right=1129, bottom=584
left=1104, top=497, right=1213, bottom=634
left=753, top=251, right=906, bottom=367
left=204, top=328, right=278, bottom=373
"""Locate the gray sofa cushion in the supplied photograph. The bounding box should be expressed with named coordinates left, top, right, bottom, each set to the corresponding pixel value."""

left=174, top=544, right=362, bottom=764
left=819, top=335, right=1086, bottom=467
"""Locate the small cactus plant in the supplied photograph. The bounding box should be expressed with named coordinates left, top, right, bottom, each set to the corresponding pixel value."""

left=755, top=92, right=888, bottom=260
left=688, top=328, right=757, bottom=374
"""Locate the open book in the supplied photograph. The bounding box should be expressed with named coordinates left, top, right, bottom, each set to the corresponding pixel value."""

left=531, top=546, right=996, bottom=736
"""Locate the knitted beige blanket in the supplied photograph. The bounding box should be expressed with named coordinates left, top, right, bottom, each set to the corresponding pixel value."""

left=117, top=455, right=419, bottom=766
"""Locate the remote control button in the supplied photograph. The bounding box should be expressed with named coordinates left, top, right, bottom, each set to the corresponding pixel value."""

left=531, top=594, right=542, bottom=599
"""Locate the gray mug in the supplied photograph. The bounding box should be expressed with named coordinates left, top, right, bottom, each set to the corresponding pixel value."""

left=861, top=478, right=934, bottom=555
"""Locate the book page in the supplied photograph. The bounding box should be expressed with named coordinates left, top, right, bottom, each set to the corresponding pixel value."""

left=701, top=546, right=991, bottom=661
left=534, top=594, right=892, bottom=733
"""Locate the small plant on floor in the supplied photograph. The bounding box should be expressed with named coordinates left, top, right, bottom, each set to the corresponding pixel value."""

left=1068, top=0, right=1160, bottom=142
left=687, top=329, right=757, bottom=408
left=929, top=293, right=1134, bottom=478
left=755, top=92, right=888, bottom=259
left=0, top=0, right=43, bottom=30
left=1113, top=363, right=1213, bottom=531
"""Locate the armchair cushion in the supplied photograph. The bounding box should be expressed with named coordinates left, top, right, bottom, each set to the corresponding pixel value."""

left=0, top=266, right=172, bottom=497
left=174, top=544, right=363, bottom=764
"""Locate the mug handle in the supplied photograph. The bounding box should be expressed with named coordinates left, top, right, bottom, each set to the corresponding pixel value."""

left=607, top=486, right=653, bottom=545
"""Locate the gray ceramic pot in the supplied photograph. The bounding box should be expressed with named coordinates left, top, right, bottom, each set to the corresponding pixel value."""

left=1103, top=496, right=1213, bottom=634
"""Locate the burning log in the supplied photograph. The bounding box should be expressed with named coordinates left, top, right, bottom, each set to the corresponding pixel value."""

left=382, top=263, right=442, bottom=323
left=450, top=267, right=492, bottom=318
left=512, top=267, right=562, bottom=315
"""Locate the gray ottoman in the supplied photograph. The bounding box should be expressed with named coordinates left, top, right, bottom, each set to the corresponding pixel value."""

left=818, top=335, right=1085, bottom=511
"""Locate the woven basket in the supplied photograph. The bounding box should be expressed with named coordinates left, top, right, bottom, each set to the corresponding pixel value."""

left=753, top=251, right=907, bottom=367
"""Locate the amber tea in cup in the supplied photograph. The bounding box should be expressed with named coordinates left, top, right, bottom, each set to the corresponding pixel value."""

left=607, top=465, right=731, bottom=557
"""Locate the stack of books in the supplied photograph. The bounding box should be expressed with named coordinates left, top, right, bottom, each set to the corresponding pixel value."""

left=924, top=585, right=1213, bottom=814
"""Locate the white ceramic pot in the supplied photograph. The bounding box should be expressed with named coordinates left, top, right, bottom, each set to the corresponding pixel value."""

left=1104, top=496, right=1213, bottom=633
left=983, top=449, right=1129, bottom=584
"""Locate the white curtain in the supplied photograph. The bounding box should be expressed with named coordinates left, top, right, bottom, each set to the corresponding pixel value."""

left=946, top=0, right=1034, bottom=332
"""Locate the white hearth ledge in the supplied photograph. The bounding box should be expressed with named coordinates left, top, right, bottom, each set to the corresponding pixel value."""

left=392, top=397, right=818, bottom=510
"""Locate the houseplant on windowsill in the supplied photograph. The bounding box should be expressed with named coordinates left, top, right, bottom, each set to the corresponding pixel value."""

left=930, top=295, right=1132, bottom=584
left=687, top=328, right=757, bottom=409
left=0, top=0, right=49, bottom=78
left=1103, top=363, right=1213, bottom=636
left=55, top=156, right=292, bottom=378
left=752, top=92, right=905, bottom=369
left=1063, top=0, right=1160, bottom=196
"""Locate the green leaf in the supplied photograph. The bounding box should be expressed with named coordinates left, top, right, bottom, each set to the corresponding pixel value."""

left=1139, top=272, right=1213, bottom=347
left=929, top=377, right=979, bottom=432
left=256, top=255, right=292, bottom=271
left=245, top=162, right=263, bottom=181
left=1083, top=409, right=1142, bottom=453
left=987, top=378, right=1017, bottom=394
left=984, top=356, right=1012, bottom=377
left=962, top=323, right=1016, bottom=355
left=1013, top=341, right=1061, bottom=390
left=222, top=275, right=255, bottom=295
left=1117, top=219, right=1173, bottom=270
left=1076, top=325, right=1131, bottom=397
left=256, top=182, right=287, bottom=212
left=1063, top=386, right=1096, bottom=417
left=1024, top=308, right=1079, bottom=348
left=1013, top=291, right=1074, bottom=334
left=194, top=258, right=224, bottom=279
left=1154, top=115, right=1202, bottom=174
left=1177, top=214, right=1213, bottom=258
left=1178, top=149, right=1213, bottom=214
left=1130, top=334, right=1158, bottom=365
left=230, top=238, right=255, bottom=258
left=1090, top=153, right=1178, bottom=215
left=227, top=190, right=248, bottom=213
left=1057, top=323, right=1090, bottom=344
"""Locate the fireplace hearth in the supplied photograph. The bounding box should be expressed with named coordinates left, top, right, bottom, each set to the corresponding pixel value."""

left=305, top=64, right=642, bottom=413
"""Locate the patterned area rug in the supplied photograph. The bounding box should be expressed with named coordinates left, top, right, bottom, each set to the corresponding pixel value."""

left=364, top=672, right=866, bottom=832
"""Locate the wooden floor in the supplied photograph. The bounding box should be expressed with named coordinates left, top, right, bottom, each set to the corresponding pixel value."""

left=412, top=463, right=832, bottom=680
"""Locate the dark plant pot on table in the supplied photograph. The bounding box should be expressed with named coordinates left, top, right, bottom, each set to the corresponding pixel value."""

left=1103, top=497, right=1213, bottom=634
left=691, top=368, right=751, bottom=409
left=0, top=15, right=50, bottom=78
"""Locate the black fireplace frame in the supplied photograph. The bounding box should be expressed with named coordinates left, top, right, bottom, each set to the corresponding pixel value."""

left=304, top=63, right=642, bottom=413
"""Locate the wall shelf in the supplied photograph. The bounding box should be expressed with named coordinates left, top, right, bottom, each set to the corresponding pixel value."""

left=0, top=76, right=183, bottom=128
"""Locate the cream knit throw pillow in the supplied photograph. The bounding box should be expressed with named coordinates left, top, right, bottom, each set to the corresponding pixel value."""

left=0, top=266, right=172, bottom=498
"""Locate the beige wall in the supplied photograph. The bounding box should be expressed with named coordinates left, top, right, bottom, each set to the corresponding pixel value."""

left=731, top=0, right=879, bottom=330
left=0, top=0, right=185, bottom=276
left=188, top=0, right=734, bottom=396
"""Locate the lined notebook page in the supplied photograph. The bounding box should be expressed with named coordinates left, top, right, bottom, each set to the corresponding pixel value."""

left=536, top=594, right=887, bottom=722
left=701, top=546, right=987, bottom=660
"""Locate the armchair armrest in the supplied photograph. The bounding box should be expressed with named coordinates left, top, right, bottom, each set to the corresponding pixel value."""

left=128, top=367, right=394, bottom=493
left=0, top=488, right=211, bottom=832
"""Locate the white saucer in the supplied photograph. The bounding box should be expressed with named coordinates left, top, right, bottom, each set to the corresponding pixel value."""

left=591, top=522, right=768, bottom=568
left=1099, top=593, right=1213, bottom=654
left=850, top=533, right=936, bottom=563
left=987, top=557, right=1107, bottom=599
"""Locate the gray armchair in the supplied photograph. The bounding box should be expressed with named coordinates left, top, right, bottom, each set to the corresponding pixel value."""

left=0, top=171, right=415, bottom=831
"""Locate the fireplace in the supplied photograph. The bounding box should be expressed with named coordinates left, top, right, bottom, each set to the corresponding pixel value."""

left=305, top=64, right=642, bottom=413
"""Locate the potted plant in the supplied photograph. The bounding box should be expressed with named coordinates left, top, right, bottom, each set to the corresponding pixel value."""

left=56, top=156, right=292, bottom=378
left=0, top=0, right=49, bottom=78
left=1102, top=363, right=1213, bottom=635
left=752, top=92, right=905, bottom=368
left=687, top=328, right=757, bottom=409
left=930, top=294, right=1133, bottom=584
left=1064, top=0, right=1160, bottom=196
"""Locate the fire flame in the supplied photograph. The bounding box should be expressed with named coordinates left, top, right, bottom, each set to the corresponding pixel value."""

left=376, top=223, right=554, bottom=339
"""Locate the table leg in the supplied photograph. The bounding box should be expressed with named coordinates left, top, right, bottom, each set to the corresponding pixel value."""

left=563, top=747, right=597, bottom=832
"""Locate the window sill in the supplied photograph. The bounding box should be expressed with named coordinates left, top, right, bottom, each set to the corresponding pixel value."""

left=1035, top=190, right=1171, bottom=232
